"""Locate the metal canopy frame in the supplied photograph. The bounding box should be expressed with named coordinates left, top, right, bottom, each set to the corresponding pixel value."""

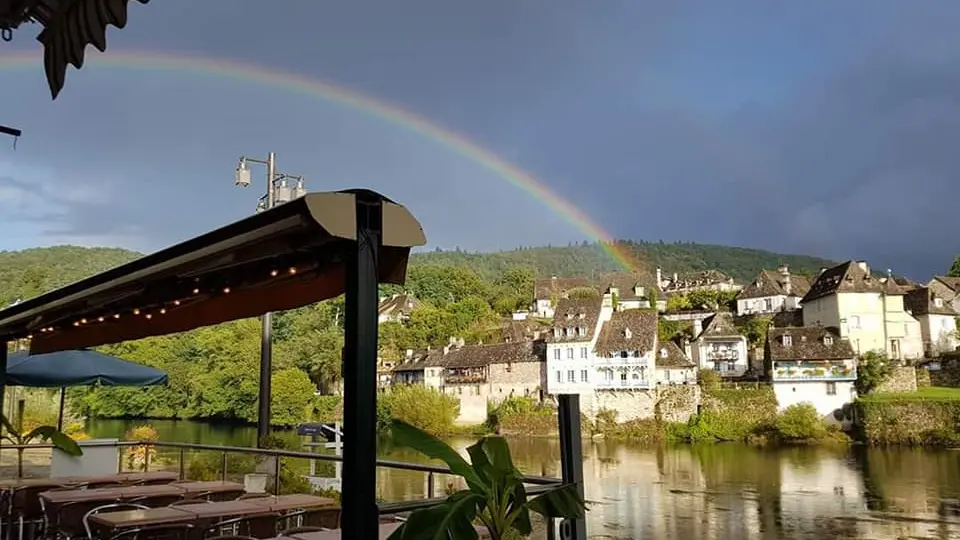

left=0, top=188, right=586, bottom=538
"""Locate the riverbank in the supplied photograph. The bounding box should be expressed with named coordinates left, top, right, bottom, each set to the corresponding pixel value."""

left=856, top=387, right=960, bottom=446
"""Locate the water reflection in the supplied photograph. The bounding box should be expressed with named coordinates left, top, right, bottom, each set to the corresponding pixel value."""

left=89, top=420, right=960, bottom=539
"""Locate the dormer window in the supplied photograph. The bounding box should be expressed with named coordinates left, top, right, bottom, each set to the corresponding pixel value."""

left=624, top=327, right=632, bottom=339
left=553, top=328, right=561, bottom=338
left=935, top=298, right=944, bottom=308
left=578, top=313, right=585, bottom=319
left=782, top=335, right=792, bottom=347
left=660, top=348, right=668, bottom=359
left=567, top=327, right=575, bottom=337
left=577, top=326, right=587, bottom=336
left=823, top=335, right=834, bottom=346
left=566, top=313, right=573, bottom=320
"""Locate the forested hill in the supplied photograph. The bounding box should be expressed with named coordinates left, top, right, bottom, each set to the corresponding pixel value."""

left=0, top=242, right=836, bottom=306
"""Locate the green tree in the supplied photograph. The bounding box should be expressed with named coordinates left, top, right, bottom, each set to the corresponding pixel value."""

left=775, top=403, right=826, bottom=441
left=949, top=256, right=960, bottom=277
left=855, top=351, right=894, bottom=395
left=271, top=368, right=317, bottom=427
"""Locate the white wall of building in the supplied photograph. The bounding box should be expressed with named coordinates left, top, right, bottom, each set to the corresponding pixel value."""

left=737, top=295, right=800, bottom=316
left=546, top=341, right=596, bottom=394
left=692, top=338, right=749, bottom=377
left=773, top=380, right=857, bottom=417
left=803, top=292, right=923, bottom=360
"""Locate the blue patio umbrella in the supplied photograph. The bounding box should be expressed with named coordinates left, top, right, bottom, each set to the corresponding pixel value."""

left=6, top=349, right=168, bottom=429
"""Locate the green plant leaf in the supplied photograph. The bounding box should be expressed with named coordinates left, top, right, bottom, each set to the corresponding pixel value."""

left=388, top=502, right=452, bottom=540
left=390, top=420, right=484, bottom=493
left=0, top=414, right=19, bottom=437
left=526, top=483, right=587, bottom=519
left=504, top=479, right=533, bottom=535
left=26, top=426, right=83, bottom=457
left=429, top=491, right=484, bottom=540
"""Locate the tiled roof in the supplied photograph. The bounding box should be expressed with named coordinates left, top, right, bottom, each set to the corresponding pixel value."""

left=697, top=312, right=742, bottom=339
left=594, top=309, right=658, bottom=356
left=655, top=340, right=695, bottom=368
left=661, top=270, right=735, bottom=292
left=933, top=276, right=960, bottom=294
left=767, top=327, right=855, bottom=361
left=378, top=294, right=420, bottom=318
left=801, top=261, right=903, bottom=303
left=595, top=273, right=656, bottom=301
left=736, top=269, right=811, bottom=300
left=534, top=277, right=592, bottom=301
left=547, top=298, right=602, bottom=343
left=500, top=318, right=548, bottom=343
left=904, top=287, right=959, bottom=317
left=391, top=350, right=446, bottom=372
left=442, top=341, right=544, bottom=369
left=771, top=309, right=804, bottom=328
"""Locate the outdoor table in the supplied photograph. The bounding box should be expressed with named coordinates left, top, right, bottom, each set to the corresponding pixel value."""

left=281, top=522, right=401, bottom=540
left=40, top=484, right=185, bottom=514
left=115, top=471, right=179, bottom=484
left=88, top=506, right=195, bottom=530
left=0, top=471, right=178, bottom=492
left=257, top=494, right=336, bottom=512
left=173, top=481, right=245, bottom=499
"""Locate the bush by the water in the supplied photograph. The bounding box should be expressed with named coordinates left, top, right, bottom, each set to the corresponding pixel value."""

left=487, top=396, right=559, bottom=436
left=775, top=404, right=827, bottom=441
left=378, top=385, right=460, bottom=436
left=856, top=388, right=960, bottom=446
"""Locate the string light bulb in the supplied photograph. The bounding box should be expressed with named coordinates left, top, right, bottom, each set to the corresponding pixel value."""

left=159, top=308, right=167, bottom=315
left=114, top=314, right=121, bottom=319
left=270, top=269, right=279, bottom=277
left=145, top=313, right=153, bottom=320
left=80, top=318, right=87, bottom=324
left=97, top=316, right=105, bottom=322
left=73, top=321, right=80, bottom=327
left=26, top=335, right=32, bottom=340
left=288, top=267, right=297, bottom=275
left=133, top=308, right=141, bottom=315
left=192, top=288, right=200, bottom=295
left=223, top=287, right=231, bottom=294
left=173, top=300, right=181, bottom=306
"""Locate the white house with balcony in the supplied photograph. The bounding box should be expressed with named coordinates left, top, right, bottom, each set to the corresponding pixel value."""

left=544, top=297, right=608, bottom=394
left=592, top=309, right=659, bottom=390
left=801, top=261, right=923, bottom=361
left=690, top=312, right=749, bottom=377
left=766, top=326, right=857, bottom=417
left=736, top=265, right=811, bottom=315
left=654, top=340, right=697, bottom=385
left=904, top=287, right=959, bottom=357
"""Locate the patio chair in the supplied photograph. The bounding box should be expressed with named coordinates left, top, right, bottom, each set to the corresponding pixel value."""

left=277, top=526, right=329, bottom=536
left=14, top=484, right=66, bottom=540
left=126, top=495, right=182, bottom=509
left=233, top=494, right=271, bottom=501
left=202, top=514, right=279, bottom=540
left=167, top=499, right=211, bottom=507
left=82, top=503, right=148, bottom=540
left=107, top=523, right=193, bottom=540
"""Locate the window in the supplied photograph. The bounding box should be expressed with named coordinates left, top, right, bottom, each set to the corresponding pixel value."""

left=553, top=328, right=561, bottom=338
left=553, top=349, right=560, bottom=360
left=566, top=348, right=574, bottom=359
left=567, top=370, right=575, bottom=383
left=823, top=335, right=833, bottom=346
left=580, top=347, right=588, bottom=359
left=578, top=326, right=587, bottom=336
left=620, top=371, right=628, bottom=382
left=556, top=371, right=561, bottom=383
left=826, top=382, right=837, bottom=396
left=620, top=351, right=628, bottom=358
left=849, top=315, right=860, bottom=329
left=935, top=297, right=944, bottom=308
left=580, top=370, right=588, bottom=382
left=764, top=298, right=773, bottom=311
left=783, top=335, right=792, bottom=347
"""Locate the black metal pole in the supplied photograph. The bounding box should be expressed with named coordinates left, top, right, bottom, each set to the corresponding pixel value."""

left=0, top=342, right=6, bottom=424
left=341, top=194, right=382, bottom=538
left=257, top=312, right=273, bottom=445
left=558, top=394, right=586, bottom=540
left=57, top=387, right=66, bottom=432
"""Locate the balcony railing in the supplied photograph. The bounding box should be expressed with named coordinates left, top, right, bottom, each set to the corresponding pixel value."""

left=596, top=379, right=652, bottom=389
left=444, top=374, right=487, bottom=384
left=595, top=357, right=649, bottom=367
left=772, top=362, right=856, bottom=381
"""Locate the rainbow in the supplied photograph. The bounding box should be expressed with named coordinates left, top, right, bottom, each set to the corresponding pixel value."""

left=0, top=49, right=640, bottom=272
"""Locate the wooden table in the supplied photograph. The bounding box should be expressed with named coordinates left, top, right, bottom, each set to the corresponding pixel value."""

left=259, top=494, right=336, bottom=512
left=283, top=522, right=401, bottom=540
left=89, top=507, right=195, bottom=529
left=173, top=481, right=245, bottom=498
left=0, top=471, right=178, bottom=491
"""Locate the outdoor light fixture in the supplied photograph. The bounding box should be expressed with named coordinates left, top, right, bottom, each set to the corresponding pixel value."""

left=235, top=158, right=252, bottom=187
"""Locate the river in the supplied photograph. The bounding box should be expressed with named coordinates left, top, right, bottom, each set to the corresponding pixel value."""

left=87, top=419, right=960, bottom=540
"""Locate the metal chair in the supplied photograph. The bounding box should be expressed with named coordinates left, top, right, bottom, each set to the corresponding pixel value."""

left=107, top=523, right=193, bottom=540
left=277, top=526, right=329, bottom=536
left=278, top=507, right=341, bottom=531
left=126, top=496, right=182, bottom=509
left=167, top=499, right=211, bottom=507
left=82, top=503, right=148, bottom=540
left=202, top=514, right=278, bottom=540
left=13, top=484, right=65, bottom=540
left=233, top=494, right=270, bottom=501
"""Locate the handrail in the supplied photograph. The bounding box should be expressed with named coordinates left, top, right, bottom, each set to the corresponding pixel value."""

left=0, top=439, right=563, bottom=486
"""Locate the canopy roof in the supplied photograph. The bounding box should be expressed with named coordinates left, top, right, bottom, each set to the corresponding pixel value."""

left=0, top=189, right=425, bottom=353
left=6, top=349, right=167, bottom=388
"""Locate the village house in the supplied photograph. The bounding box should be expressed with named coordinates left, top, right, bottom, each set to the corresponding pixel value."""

left=690, top=312, right=749, bottom=377
left=656, top=268, right=741, bottom=294
left=927, top=276, right=960, bottom=313
left=904, top=287, right=959, bottom=356
left=654, top=340, right=697, bottom=385
left=596, top=273, right=665, bottom=311
left=801, top=261, right=922, bottom=360
left=441, top=341, right=546, bottom=423
left=390, top=340, right=462, bottom=388
left=766, top=326, right=857, bottom=417
left=593, top=308, right=659, bottom=390
left=377, top=293, right=421, bottom=324
left=736, top=265, right=811, bottom=315
left=544, top=296, right=606, bottom=395
left=532, top=276, right=592, bottom=318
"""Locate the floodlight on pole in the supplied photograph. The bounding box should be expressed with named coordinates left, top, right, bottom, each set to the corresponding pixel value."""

left=235, top=158, right=251, bottom=187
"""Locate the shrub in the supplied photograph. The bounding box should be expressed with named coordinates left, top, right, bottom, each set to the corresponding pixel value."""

left=381, top=385, right=460, bottom=436
left=123, top=424, right=159, bottom=471
left=313, top=396, right=342, bottom=422
left=775, top=403, right=827, bottom=441
left=698, top=369, right=721, bottom=391
left=856, top=351, right=894, bottom=395
left=271, top=368, right=317, bottom=427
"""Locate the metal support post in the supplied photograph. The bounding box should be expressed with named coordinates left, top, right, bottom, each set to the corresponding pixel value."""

left=341, top=193, right=382, bottom=538
left=256, top=152, right=277, bottom=445
left=557, top=394, right=586, bottom=540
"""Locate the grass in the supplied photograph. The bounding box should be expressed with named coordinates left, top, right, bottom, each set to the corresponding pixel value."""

left=860, top=386, right=960, bottom=402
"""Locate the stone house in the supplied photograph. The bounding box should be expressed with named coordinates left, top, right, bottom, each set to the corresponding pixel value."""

left=390, top=349, right=446, bottom=389
left=927, top=276, right=960, bottom=314
left=736, top=265, right=811, bottom=315
left=654, top=340, right=697, bottom=385
left=441, top=341, right=546, bottom=424
left=593, top=309, right=659, bottom=390
left=656, top=268, right=741, bottom=294
left=904, top=287, right=959, bottom=356
left=690, top=312, right=749, bottom=377
left=544, top=296, right=607, bottom=395
left=378, top=293, right=421, bottom=324
left=532, top=276, right=592, bottom=318
left=801, top=261, right=922, bottom=360
left=766, top=326, right=857, bottom=417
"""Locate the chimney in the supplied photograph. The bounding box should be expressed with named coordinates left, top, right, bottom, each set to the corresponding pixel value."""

left=692, top=318, right=703, bottom=337
left=634, top=285, right=644, bottom=297
left=856, top=261, right=869, bottom=275
left=673, top=272, right=679, bottom=283
left=405, top=349, right=413, bottom=359
left=656, top=268, right=663, bottom=288
left=680, top=336, right=692, bottom=359
left=778, top=264, right=789, bottom=276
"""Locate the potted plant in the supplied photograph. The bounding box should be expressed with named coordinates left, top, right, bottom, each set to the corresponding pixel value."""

left=1, top=414, right=81, bottom=478
left=388, top=420, right=586, bottom=540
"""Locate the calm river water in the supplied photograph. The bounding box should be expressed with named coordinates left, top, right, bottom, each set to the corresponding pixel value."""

left=88, top=419, right=960, bottom=540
